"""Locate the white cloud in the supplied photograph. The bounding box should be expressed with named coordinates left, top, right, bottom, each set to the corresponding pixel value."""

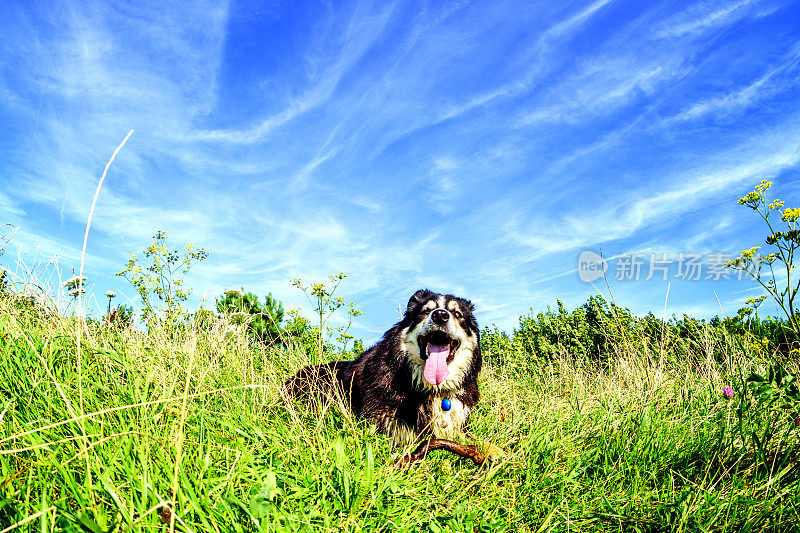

left=432, top=156, right=459, bottom=172
left=501, top=121, right=800, bottom=257
left=189, top=1, right=399, bottom=145
left=543, top=0, right=616, bottom=41
left=0, top=193, right=24, bottom=217
left=3, top=226, right=117, bottom=276
left=666, top=49, right=800, bottom=124
left=652, top=0, right=761, bottom=39
left=351, top=0, right=620, bottom=157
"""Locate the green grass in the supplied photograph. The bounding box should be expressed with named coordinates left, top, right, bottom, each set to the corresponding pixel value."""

left=1, top=294, right=798, bottom=532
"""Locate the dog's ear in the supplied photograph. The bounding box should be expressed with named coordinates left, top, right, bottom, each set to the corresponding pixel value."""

left=406, top=289, right=430, bottom=315
left=460, top=298, right=475, bottom=313
left=457, top=297, right=478, bottom=332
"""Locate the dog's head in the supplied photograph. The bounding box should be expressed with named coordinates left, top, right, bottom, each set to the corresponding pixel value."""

left=399, top=289, right=481, bottom=391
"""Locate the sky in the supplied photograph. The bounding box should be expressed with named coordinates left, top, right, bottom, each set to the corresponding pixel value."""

left=1, top=0, right=800, bottom=342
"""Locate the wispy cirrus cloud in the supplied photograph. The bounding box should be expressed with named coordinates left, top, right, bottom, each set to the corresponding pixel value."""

left=496, top=117, right=800, bottom=258
left=189, top=1, right=400, bottom=145
left=651, top=0, right=763, bottom=39
left=666, top=45, right=800, bottom=124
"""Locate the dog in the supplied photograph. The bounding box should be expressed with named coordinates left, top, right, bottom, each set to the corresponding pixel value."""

left=283, top=289, right=482, bottom=444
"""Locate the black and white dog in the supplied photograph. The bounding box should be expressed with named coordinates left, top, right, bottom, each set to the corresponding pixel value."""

left=283, top=289, right=482, bottom=444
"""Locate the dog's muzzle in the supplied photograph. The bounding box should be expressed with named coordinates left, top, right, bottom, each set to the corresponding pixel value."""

left=417, top=310, right=460, bottom=386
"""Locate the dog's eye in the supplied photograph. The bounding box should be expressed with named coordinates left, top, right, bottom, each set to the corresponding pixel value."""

left=453, top=311, right=462, bottom=319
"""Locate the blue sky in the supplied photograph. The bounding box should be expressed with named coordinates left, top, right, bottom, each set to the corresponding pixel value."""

left=2, top=0, right=800, bottom=341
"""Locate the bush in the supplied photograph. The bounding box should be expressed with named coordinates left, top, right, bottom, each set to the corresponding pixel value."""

left=216, top=289, right=285, bottom=346
left=481, top=295, right=798, bottom=369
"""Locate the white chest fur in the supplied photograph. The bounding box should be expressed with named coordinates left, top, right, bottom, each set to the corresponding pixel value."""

left=430, top=395, right=470, bottom=438
left=381, top=394, right=472, bottom=446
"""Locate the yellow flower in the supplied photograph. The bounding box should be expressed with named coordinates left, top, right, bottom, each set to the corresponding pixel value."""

left=738, top=191, right=763, bottom=206
left=740, top=246, right=761, bottom=259
left=755, top=179, right=772, bottom=192
left=781, top=208, right=800, bottom=222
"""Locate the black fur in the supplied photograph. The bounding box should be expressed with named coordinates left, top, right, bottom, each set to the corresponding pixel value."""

left=283, top=289, right=482, bottom=438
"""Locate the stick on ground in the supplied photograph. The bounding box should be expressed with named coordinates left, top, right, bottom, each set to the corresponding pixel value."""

left=396, top=439, right=501, bottom=466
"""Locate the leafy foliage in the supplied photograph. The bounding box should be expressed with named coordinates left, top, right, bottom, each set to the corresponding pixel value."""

left=746, top=362, right=800, bottom=422
left=216, top=289, right=285, bottom=345
left=482, top=295, right=798, bottom=370
left=116, top=230, right=208, bottom=324
left=105, top=304, right=134, bottom=328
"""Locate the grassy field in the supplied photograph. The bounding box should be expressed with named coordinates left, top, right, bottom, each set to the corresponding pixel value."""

left=1, top=293, right=799, bottom=532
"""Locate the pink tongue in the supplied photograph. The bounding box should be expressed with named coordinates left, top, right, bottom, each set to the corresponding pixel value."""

left=423, top=344, right=450, bottom=385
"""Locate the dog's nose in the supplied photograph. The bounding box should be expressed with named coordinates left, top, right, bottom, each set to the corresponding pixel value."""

left=431, top=309, right=449, bottom=325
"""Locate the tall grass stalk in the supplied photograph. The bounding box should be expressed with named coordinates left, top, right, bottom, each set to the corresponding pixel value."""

left=73, top=130, right=134, bottom=502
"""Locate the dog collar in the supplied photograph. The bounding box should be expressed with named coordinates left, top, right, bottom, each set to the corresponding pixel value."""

left=441, top=398, right=452, bottom=411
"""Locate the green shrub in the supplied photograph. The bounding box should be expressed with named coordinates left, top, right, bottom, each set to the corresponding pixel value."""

left=216, top=289, right=285, bottom=346
left=481, top=295, right=798, bottom=370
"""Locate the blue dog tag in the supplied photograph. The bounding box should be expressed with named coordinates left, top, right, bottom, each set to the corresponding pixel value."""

left=442, top=398, right=452, bottom=411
